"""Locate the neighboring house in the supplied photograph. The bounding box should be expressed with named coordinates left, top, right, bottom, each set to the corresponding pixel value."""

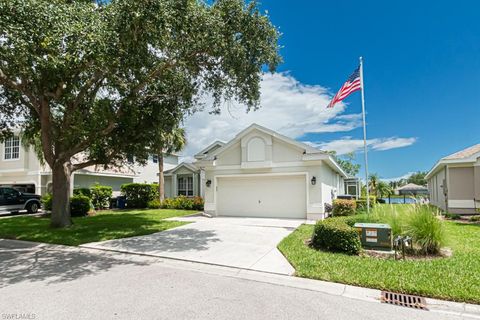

left=426, top=144, right=480, bottom=214
left=194, top=124, right=348, bottom=220
left=0, top=134, right=179, bottom=196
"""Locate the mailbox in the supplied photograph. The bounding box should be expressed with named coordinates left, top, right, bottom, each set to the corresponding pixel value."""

left=354, top=223, right=392, bottom=250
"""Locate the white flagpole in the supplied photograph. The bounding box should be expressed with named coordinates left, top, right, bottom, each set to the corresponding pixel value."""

left=359, top=56, right=370, bottom=213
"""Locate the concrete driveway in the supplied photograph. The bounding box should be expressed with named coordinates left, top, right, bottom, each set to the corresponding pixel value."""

left=82, top=216, right=303, bottom=275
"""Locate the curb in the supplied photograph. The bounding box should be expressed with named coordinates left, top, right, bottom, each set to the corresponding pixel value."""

left=79, top=241, right=480, bottom=319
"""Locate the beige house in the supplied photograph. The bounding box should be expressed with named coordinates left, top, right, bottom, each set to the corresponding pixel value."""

left=426, top=144, right=480, bottom=214
left=195, top=124, right=347, bottom=220
left=0, top=134, right=179, bottom=196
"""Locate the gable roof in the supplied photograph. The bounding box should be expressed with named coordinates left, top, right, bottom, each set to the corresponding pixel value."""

left=426, top=143, right=480, bottom=179
left=196, top=123, right=348, bottom=177
left=207, top=123, right=325, bottom=160
left=164, top=162, right=198, bottom=175
left=194, top=140, right=226, bottom=160
left=443, top=144, right=480, bottom=160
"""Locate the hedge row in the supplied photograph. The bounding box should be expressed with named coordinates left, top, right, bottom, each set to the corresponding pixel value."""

left=42, top=194, right=92, bottom=217
left=148, top=196, right=204, bottom=211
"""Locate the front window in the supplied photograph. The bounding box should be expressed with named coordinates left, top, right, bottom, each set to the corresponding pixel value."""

left=4, top=136, right=20, bottom=160
left=178, top=176, right=193, bottom=196
left=152, top=155, right=158, bottom=163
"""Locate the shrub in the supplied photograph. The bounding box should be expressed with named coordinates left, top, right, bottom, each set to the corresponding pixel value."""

left=121, top=183, right=159, bottom=208
left=445, top=212, right=461, bottom=220
left=405, top=206, right=446, bottom=254
left=192, top=196, right=204, bottom=211
left=73, top=188, right=92, bottom=198
left=469, top=215, right=480, bottom=222
left=311, top=218, right=361, bottom=255
left=147, top=199, right=162, bottom=209
left=161, top=198, right=175, bottom=209
left=160, top=196, right=204, bottom=210
left=90, top=185, right=113, bottom=209
left=332, top=199, right=356, bottom=216
left=70, top=195, right=91, bottom=217
left=355, top=196, right=377, bottom=211
left=41, top=193, right=52, bottom=211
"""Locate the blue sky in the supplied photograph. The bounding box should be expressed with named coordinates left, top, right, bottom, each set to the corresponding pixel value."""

left=256, top=0, right=480, bottom=179
left=184, top=0, right=480, bottom=180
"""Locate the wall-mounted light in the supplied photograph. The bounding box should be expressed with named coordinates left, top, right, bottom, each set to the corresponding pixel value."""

left=206, top=180, right=212, bottom=187
left=311, top=176, right=316, bottom=185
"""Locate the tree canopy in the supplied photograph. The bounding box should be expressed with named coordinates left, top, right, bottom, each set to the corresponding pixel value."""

left=407, top=171, right=427, bottom=186
left=0, top=0, right=281, bottom=227
left=328, top=151, right=360, bottom=177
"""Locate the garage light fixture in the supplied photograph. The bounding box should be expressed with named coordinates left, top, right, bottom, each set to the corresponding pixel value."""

left=311, top=176, right=317, bottom=185
left=206, top=180, right=212, bottom=187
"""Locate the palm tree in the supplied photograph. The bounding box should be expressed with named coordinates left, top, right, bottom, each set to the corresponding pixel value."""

left=376, top=181, right=393, bottom=198
left=157, top=127, right=186, bottom=201
left=368, top=173, right=380, bottom=196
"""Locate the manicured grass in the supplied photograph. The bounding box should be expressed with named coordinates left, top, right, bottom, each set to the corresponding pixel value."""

left=279, top=217, right=480, bottom=303
left=0, top=209, right=196, bottom=246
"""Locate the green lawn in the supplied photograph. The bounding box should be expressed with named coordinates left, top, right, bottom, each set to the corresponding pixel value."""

left=0, top=209, right=196, bottom=246
left=279, top=217, right=480, bottom=303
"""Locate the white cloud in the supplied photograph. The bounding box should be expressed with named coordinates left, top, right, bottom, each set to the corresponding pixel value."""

left=181, top=72, right=360, bottom=159
left=180, top=72, right=416, bottom=162
left=371, top=137, right=417, bottom=151
left=310, top=136, right=417, bottom=155
left=381, top=172, right=415, bottom=183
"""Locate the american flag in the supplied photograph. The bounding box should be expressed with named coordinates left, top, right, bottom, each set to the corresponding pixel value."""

left=327, top=66, right=361, bottom=108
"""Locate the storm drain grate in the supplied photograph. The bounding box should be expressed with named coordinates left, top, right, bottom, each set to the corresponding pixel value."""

left=381, top=291, right=428, bottom=310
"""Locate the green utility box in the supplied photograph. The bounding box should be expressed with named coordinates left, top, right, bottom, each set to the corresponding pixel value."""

left=354, top=223, right=392, bottom=250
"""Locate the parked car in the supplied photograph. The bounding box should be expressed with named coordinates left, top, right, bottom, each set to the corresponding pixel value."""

left=0, top=187, right=42, bottom=214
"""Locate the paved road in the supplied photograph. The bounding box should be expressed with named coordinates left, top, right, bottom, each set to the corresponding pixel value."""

left=0, top=240, right=467, bottom=320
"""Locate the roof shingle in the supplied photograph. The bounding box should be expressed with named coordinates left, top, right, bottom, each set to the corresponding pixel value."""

left=443, top=144, right=480, bottom=160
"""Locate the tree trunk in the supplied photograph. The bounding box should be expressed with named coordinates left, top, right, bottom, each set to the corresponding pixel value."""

left=50, top=161, right=73, bottom=228
left=158, top=151, right=165, bottom=202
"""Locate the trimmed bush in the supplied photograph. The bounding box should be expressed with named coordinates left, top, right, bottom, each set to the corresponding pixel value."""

left=311, top=218, right=361, bottom=255
left=147, top=199, right=162, bottom=209
left=73, top=188, right=92, bottom=198
left=90, top=185, right=113, bottom=209
left=70, top=195, right=91, bottom=217
left=41, top=193, right=52, bottom=211
left=121, top=183, right=159, bottom=208
left=332, top=199, right=356, bottom=216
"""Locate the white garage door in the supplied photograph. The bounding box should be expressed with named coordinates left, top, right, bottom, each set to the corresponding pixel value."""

left=216, top=175, right=306, bottom=219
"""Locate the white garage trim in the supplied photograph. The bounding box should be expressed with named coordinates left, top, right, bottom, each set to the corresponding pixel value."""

left=213, top=172, right=309, bottom=218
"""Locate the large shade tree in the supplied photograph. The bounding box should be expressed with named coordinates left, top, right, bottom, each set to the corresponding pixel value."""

left=0, top=0, right=281, bottom=227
